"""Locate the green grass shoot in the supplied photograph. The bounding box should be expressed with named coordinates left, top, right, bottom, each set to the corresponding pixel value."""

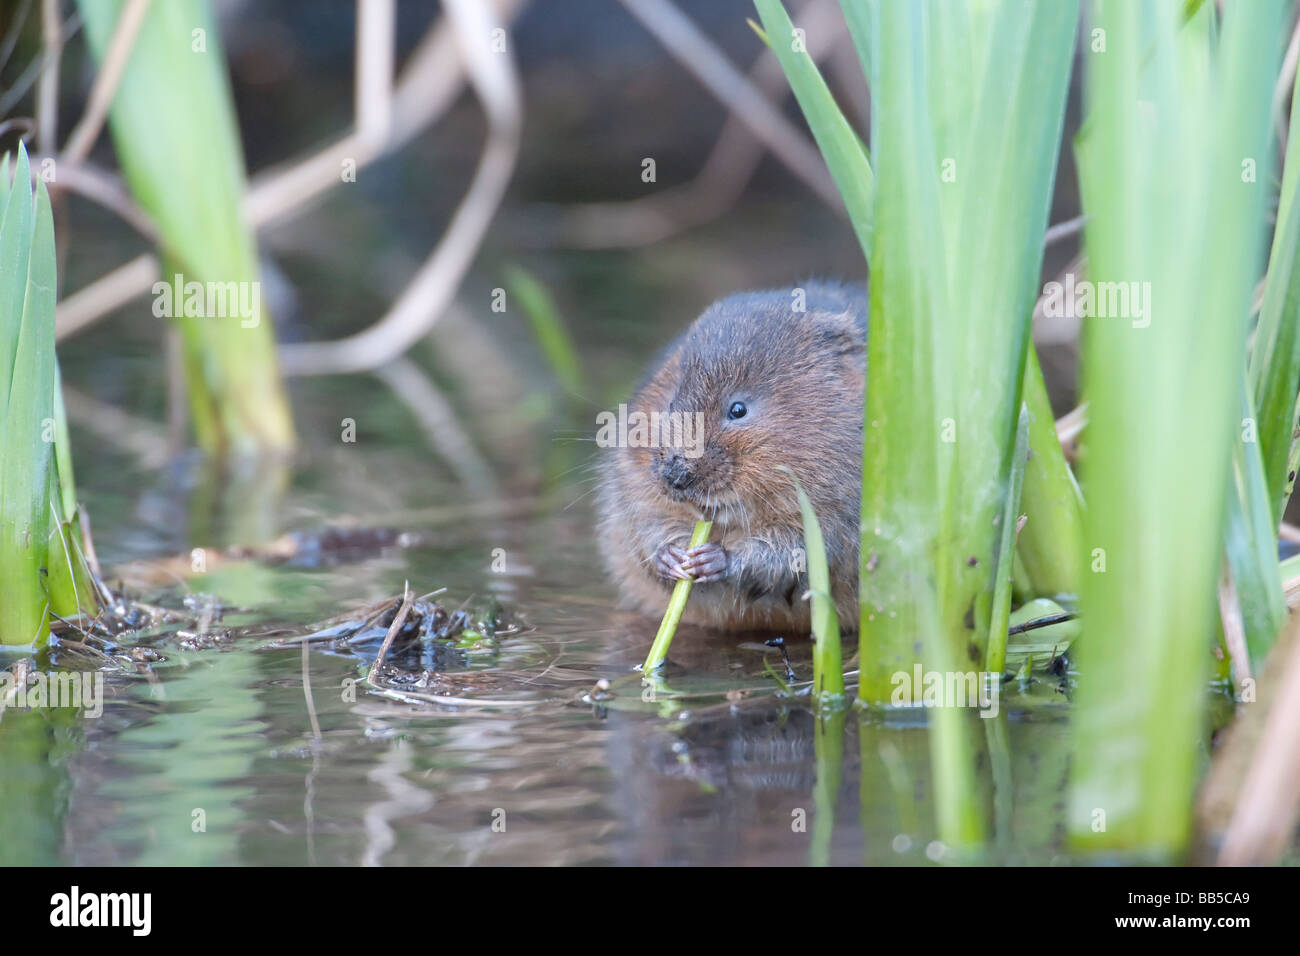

left=505, top=265, right=583, bottom=396
left=784, top=468, right=844, bottom=706
left=642, top=520, right=712, bottom=673
left=1250, top=56, right=1300, bottom=529
left=0, top=146, right=56, bottom=646
left=985, top=404, right=1031, bottom=677
left=45, top=365, right=99, bottom=620
left=1016, top=349, right=1085, bottom=602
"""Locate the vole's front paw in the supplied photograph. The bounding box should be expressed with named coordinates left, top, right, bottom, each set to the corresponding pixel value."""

left=654, top=544, right=692, bottom=581
left=680, top=542, right=729, bottom=583
left=652, top=542, right=729, bottom=583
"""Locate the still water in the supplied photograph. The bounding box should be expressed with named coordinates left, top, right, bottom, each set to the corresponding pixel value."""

left=0, top=374, right=1085, bottom=866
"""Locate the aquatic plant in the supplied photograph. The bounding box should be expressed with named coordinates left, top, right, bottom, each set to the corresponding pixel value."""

left=505, top=265, right=584, bottom=398
left=0, top=146, right=97, bottom=647
left=757, top=0, right=1300, bottom=859
left=786, top=469, right=844, bottom=707
left=1069, top=0, right=1284, bottom=856
left=76, top=0, right=295, bottom=457
left=758, top=0, right=1077, bottom=848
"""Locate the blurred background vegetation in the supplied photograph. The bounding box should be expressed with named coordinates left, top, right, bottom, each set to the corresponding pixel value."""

left=0, top=0, right=1081, bottom=506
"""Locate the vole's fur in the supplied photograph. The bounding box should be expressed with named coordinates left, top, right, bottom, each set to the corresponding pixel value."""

left=596, top=281, right=866, bottom=632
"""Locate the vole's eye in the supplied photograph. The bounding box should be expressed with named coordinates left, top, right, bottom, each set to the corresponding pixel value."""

left=727, top=401, right=748, bottom=421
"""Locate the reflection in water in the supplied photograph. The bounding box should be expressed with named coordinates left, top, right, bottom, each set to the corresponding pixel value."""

left=88, top=650, right=264, bottom=866
left=362, top=738, right=435, bottom=867
left=0, top=402, right=1088, bottom=866
left=0, top=707, right=76, bottom=866
left=0, top=499, right=1079, bottom=866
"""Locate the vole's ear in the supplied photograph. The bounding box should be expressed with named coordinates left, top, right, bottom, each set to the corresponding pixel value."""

left=812, top=309, right=867, bottom=359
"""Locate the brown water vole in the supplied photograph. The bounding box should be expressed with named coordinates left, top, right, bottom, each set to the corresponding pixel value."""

left=596, top=281, right=866, bottom=632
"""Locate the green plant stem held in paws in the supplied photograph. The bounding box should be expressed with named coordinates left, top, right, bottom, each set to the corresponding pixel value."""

left=642, top=520, right=712, bottom=673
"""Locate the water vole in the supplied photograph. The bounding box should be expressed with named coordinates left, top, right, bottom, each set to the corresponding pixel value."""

left=596, top=281, right=865, bottom=632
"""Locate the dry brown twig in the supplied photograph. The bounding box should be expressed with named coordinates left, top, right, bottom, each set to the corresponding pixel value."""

left=369, top=583, right=414, bottom=677
left=60, top=383, right=171, bottom=467
left=1206, top=611, right=1300, bottom=865
left=60, top=0, right=150, bottom=163
left=1273, top=8, right=1300, bottom=154
left=37, top=0, right=62, bottom=152
left=539, top=0, right=842, bottom=249
left=301, top=635, right=322, bottom=741
left=621, top=0, right=838, bottom=206
left=244, top=0, right=400, bottom=226
left=19, top=1, right=157, bottom=254
left=278, top=0, right=523, bottom=375
left=53, top=0, right=526, bottom=350
left=370, top=356, right=497, bottom=492
left=35, top=156, right=158, bottom=239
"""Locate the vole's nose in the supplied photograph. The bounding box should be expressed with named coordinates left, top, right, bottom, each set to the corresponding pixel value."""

left=660, top=453, right=695, bottom=491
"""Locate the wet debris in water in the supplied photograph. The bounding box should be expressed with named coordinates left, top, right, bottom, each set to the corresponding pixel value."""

left=764, top=636, right=797, bottom=682
left=285, top=592, right=470, bottom=651
left=38, top=577, right=182, bottom=675
left=175, top=592, right=230, bottom=650
left=586, top=678, right=614, bottom=718
left=274, top=590, right=514, bottom=690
